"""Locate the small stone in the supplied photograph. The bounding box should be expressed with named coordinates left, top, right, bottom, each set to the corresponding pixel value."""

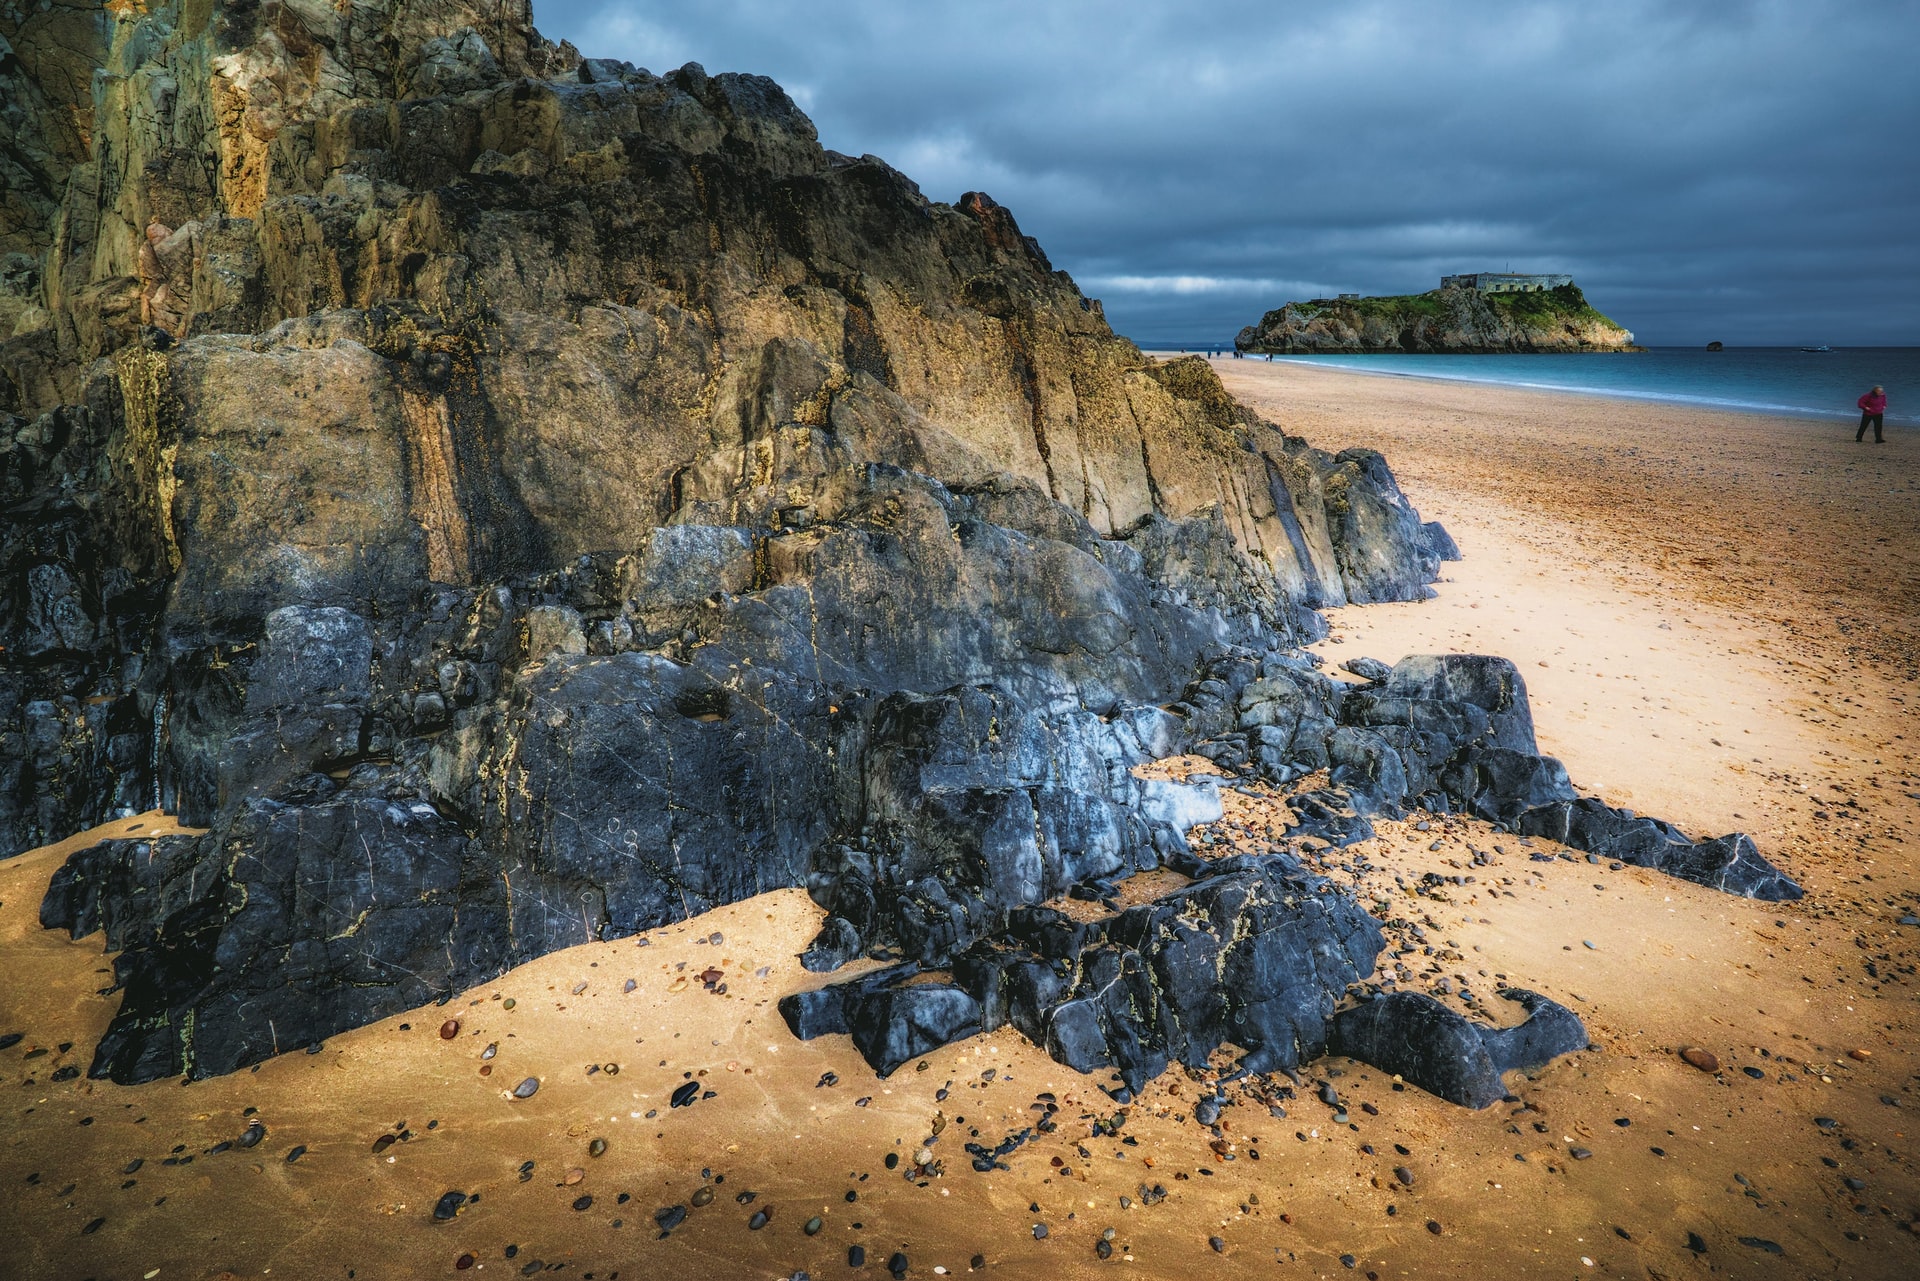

left=573, top=1195, right=593, bottom=1212
left=1033, top=1223, right=1048, bottom=1239
left=285, top=1145, right=306, bottom=1163
left=749, top=1209, right=770, bottom=1230
left=1426, top=1220, right=1442, bottom=1235
left=1742, top=1066, right=1765, bottom=1079
left=1208, top=1235, right=1225, bottom=1253
left=433, top=1190, right=467, bottom=1222
left=1686, top=1232, right=1708, bottom=1254
left=888, top=1252, right=909, bottom=1278
left=655, top=1204, right=687, bottom=1233
left=513, top=1078, right=540, bottom=1099
left=1847, top=1049, right=1871, bottom=1061
left=482, top=1043, right=497, bottom=1060
left=589, top=1138, right=607, bottom=1158
left=502, top=998, right=515, bottom=1010
left=884, top=1152, right=899, bottom=1170
left=1393, top=1167, right=1414, bottom=1186
left=457, top=1253, right=475, bottom=1270
left=1569, top=1147, right=1592, bottom=1160
left=236, top=1121, right=266, bottom=1149
left=440, top=1019, right=460, bottom=1039
left=1738, top=1237, right=1783, bottom=1255
left=1582, top=940, right=1596, bottom=950
left=670, top=1081, right=699, bottom=1108
left=806, top=1215, right=824, bottom=1235
left=563, top=1168, right=585, bottom=1186
left=81, top=1217, right=105, bottom=1236
left=849, top=1245, right=866, bottom=1267
left=1095, top=1239, right=1112, bottom=1259
left=1679, top=1047, right=1719, bottom=1072
left=691, top=1186, right=715, bottom=1207
left=1340, top=1254, right=1356, bottom=1269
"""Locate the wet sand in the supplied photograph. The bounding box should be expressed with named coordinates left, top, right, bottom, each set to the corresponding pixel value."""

left=4, top=364, right=1919, bottom=1280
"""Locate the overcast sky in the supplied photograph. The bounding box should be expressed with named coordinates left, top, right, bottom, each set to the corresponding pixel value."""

left=536, top=1, right=1918, bottom=346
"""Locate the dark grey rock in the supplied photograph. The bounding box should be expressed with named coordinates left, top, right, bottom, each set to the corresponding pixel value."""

left=1516, top=799, right=1801, bottom=900
left=1327, top=988, right=1586, bottom=1109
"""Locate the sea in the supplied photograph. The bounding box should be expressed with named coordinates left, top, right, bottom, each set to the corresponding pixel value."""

left=1139, top=346, right=1920, bottom=427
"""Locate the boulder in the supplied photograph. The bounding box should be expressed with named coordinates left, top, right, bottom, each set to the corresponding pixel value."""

left=1328, top=988, right=1586, bottom=1108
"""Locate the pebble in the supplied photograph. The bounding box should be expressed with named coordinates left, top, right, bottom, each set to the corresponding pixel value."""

left=1393, top=1167, right=1414, bottom=1186
left=573, top=1195, right=594, bottom=1212
left=1679, top=1047, right=1719, bottom=1072
left=1847, top=1048, right=1871, bottom=1061
left=655, top=1205, right=687, bottom=1232
left=285, top=1145, right=306, bottom=1163
left=589, top=1138, right=607, bottom=1158
left=749, top=1209, right=771, bottom=1230
left=482, top=1043, right=497, bottom=1060
left=806, top=1216, right=824, bottom=1235
left=1582, top=940, right=1596, bottom=950
left=1340, top=1254, right=1356, bottom=1269
left=563, top=1168, right=585, bottom=1186
left=1208, top=1235, right=1225, bottom=1253
left=1426, top=1220, right=1442, bottom=1235
left=1096, top=1239, right=1112, bottom=1259
left=624, top=979, right=637, bottom=993
left=1741, top=1066, right=1765, bottom=1079
left=849, top=1245, right=866, bottom=1267
left=433, top=1191, right=467, bottom=1221
left=691, top=1186, right=715, bottom=1207
left=81, top=1218, right=105, bottom=1236
left=457, top=1253, right=475, bottom=1270
left=513, top=1078, right=540, bottom=1099
left=1033, top=1223, right=1048, bottom=1239
left=440, top=1019, right=460, bottom=1039
left=1194, top=1097, right=1221, bottom=1127
left=236, top=1121, right=266, bottom=1149
left=888, top=1252, right=909, bottom=1278
left=1569, top=1147, right=1592, bottom=1160
left=1739, top=1237, right=1784, bottom=1255
left=670, top=1081, right=700, bottom=1108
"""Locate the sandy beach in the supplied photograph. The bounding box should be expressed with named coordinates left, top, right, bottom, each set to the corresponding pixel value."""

left=5, top=364, right=1918, bottom=1280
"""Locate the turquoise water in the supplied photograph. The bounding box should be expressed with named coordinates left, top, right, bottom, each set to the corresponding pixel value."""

left=1244, top=347, right=1919, bottom=427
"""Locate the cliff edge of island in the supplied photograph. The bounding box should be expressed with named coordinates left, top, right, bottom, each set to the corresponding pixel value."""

left=1236, top=276, right=1639, bottom=354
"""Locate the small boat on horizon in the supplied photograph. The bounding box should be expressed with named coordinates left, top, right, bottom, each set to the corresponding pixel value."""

left=1800, top=344, right=1834, bottom=352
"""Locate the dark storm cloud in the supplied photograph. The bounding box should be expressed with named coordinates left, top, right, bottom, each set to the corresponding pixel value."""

left=533, top=0, right=1919, bottom=345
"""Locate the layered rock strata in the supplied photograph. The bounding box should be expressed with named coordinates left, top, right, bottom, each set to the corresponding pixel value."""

left=5, top=2, right=1787, bottom=1103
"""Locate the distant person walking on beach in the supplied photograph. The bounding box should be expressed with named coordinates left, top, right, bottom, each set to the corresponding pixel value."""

left=1856, top=385, right=1886, bottom=442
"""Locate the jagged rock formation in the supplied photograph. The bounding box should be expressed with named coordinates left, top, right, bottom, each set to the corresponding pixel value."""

left=1235, top=284, right=1637, bottom=354
left=5, top=1, right=1786, bottom=1096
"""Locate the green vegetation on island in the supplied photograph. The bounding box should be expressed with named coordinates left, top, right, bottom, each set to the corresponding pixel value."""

left=1237, top=281, right=1639, bottom=354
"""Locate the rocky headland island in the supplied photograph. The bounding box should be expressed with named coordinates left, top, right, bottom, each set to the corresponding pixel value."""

left=1235, top=275, right=1638, bottom=355
left=4, top=4, right=1897, bottom=1279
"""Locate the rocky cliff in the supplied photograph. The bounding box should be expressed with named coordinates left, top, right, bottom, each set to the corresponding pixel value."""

left=4, top=1, right=1788, bottom=1096
left=1236, top=283, right=1637, bottom=354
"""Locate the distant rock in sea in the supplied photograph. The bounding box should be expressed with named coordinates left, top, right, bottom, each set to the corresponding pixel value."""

left=1236, top=277, right=1638, bottom=354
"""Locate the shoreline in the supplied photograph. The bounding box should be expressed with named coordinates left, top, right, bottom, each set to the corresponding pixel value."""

left=1141, top=349, right=1919, bottom=427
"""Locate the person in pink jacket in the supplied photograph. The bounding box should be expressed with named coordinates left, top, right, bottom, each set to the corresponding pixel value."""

left=1856, top=386, right=1886, bottom=442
